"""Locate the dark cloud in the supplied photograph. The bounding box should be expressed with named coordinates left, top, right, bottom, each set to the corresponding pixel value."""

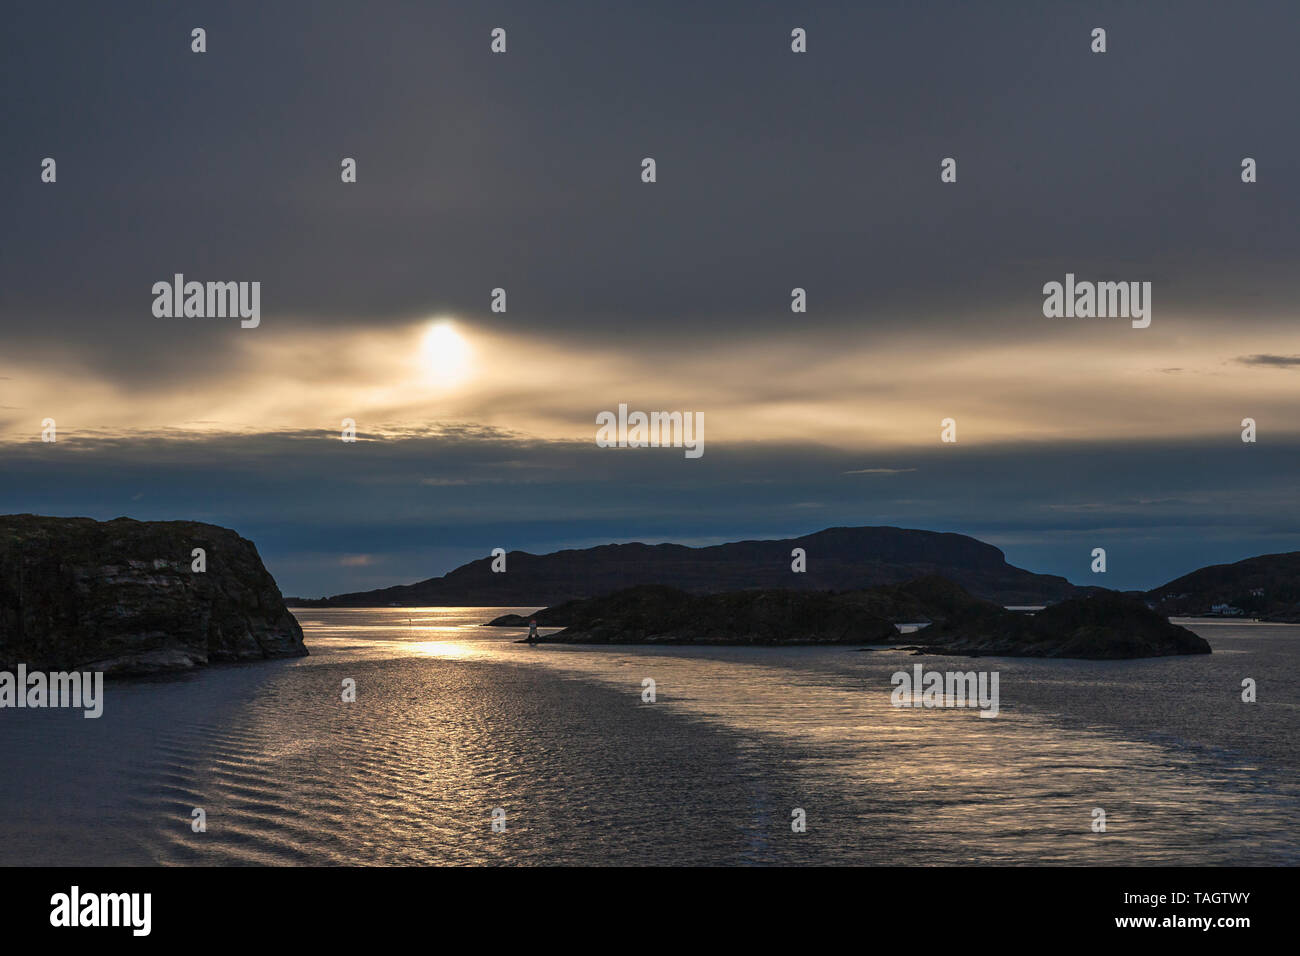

left=3, top=0, right=1299, bottom=352
left=1239, top=354, right=1300, bottom=368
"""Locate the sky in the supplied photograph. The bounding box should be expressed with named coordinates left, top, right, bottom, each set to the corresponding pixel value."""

left=3, top=1, right=1299, bottom=597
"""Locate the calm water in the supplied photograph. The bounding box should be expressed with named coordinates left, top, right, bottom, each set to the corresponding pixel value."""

left=1, top=609, right=1295, bottom=865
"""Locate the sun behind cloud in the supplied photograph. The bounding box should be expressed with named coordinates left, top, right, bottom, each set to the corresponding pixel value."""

left=420, top=319, right=474, bottom=389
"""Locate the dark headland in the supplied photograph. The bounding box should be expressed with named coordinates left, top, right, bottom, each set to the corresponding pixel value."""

left=490, top=576, right=1212, bottom=660
left=1146, top=551, right=1300, bottom=622
left=1, top=514, right=307, bottom=675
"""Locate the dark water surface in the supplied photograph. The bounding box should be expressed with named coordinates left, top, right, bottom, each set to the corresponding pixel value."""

left=1, top=610, right=1295, bottom=865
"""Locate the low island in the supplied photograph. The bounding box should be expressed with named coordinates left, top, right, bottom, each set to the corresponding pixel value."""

left=489, top=576, right=1212, bottom=659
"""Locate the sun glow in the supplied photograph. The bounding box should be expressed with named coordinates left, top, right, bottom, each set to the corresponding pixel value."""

left=420, top=319, right=474, bottom=388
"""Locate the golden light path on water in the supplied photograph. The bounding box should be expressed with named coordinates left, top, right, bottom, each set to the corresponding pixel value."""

left=287, top=607, right=1299, bottom=865
left=6, top=606, right=1290, bottom=866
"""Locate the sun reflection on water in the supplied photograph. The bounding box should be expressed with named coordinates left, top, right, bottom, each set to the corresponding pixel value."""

left=407, top=639, right=487, bottom=660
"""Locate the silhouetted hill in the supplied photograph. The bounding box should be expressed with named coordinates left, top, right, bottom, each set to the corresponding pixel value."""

left=1147, top=552, right=1300, bottom=621
left=293, top=526, right=1083, bottom=607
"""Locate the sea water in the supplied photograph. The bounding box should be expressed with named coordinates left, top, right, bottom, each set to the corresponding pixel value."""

left=0, top=610, right=1294, bottom=865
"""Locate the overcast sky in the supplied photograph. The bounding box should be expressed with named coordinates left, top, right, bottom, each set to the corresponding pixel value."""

left=3, top=1, right=1299, bottom=596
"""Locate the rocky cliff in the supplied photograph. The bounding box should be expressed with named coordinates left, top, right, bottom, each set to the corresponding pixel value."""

left=0, top=515, right=307, bottom=674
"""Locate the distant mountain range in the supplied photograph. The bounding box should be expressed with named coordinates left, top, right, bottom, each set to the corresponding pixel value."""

left=290, top=525, right=1300, bottom=618
left=289, top=526, right=1087, bottom=607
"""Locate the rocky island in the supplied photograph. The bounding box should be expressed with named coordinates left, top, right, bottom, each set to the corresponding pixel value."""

left=0, top=514, right=307, bottom=674
left=492, top=576, right=1212, bottom=659
left=907, top=585, right=1211, bottom=659
left=491, top=584, right=900, bottom=645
